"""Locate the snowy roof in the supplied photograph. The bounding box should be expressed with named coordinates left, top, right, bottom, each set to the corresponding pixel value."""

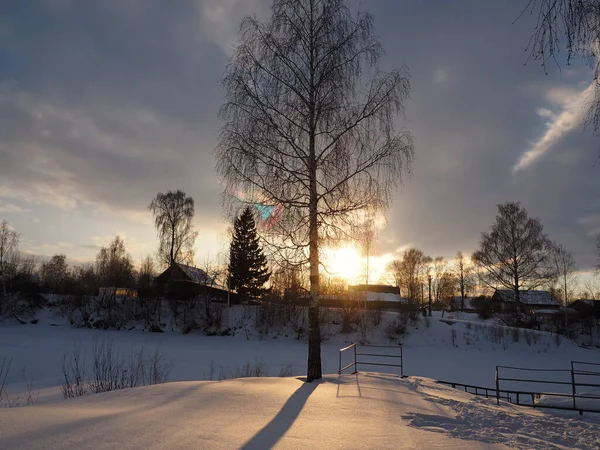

left=531, top=308, right=563, bottom=314
left=574, top=299, right=599, bottom=305
left=176, top=263, right=214, bottom=285
left=365, top=292, right=407, bottom=303
left=495, top=290, right=559, bottom=306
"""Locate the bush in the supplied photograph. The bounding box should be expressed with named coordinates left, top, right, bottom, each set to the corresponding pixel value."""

left=61, top=339, right=170, bottom=399
left=383, top=313, right=409, bottom=342
left=339, top=301, right=358, bottom=333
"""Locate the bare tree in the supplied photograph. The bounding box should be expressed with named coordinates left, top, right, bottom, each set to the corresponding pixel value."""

left=387, top=260, right=404, bottom=293
left=0, top=220, right=19, bottom=296
left=359, top=217, right=376, bottom=288
left=472, top=202, right=557, bottom=312
left=581, top=274, right=600, bottom=299
left=455, top=251, right=475, bottom=310
left=149, top=190, right=198, bottom=268
left=216, top=0, right=414, bottom=381
left=430, top=257, right=455, bottom=305
left=596, top=234, right=600, bottom=273
left=388, top=249, right=431, bottom=304
left=95, top=237, right=135, bottom=325
left=523, top=0, right=600, bottom=143
left=552, top=244, right=577, bottom=327
left=137, top=255, right=157, bottom=290
left=41, top=254, right=69, bottom=294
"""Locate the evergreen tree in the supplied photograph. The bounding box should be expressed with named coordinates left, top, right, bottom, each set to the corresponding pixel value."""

left=228, top=207, right=271, bottom=300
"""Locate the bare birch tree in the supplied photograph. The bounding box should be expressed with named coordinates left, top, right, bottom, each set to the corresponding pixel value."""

left=472, top=202, right=557, bottom=311
left=216, top=0, right=414, bottom=381
left=455, top=251, right=475, bottom=310
left=552, top=243, right=577, bottom=328
left=0, top=220, right=19, bottom=296
left=149, top=190, right=198, bottom=268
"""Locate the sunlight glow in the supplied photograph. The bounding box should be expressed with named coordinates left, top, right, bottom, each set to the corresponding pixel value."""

left=322, top=246, right=394, bottom=285
left=322, top=247, right=363, bottom=282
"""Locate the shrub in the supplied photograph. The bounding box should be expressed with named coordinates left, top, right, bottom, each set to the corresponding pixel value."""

left=278, top=364, right=294, bottom=377
left=383, top=313, right=409, bottom=342
left=61, top=338, right=170, bottom=399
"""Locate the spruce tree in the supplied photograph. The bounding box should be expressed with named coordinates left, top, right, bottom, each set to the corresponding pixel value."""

left=228, top=207, right=271, bottom=300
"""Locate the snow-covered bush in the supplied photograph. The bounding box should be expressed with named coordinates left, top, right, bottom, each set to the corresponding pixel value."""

left=383, top=313, right=410, bottom=343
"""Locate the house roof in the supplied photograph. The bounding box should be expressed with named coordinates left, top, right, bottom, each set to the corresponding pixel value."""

left=573, top=299, right=599, bottom=305
left=348, top=284, right=400, bottom=295
left=494, top=289, right=559, bottom=306
left=176, top=263, right=214, bottom=285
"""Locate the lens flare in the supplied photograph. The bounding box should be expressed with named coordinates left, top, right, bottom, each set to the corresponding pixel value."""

left=230, top=187, right=284, bottom=230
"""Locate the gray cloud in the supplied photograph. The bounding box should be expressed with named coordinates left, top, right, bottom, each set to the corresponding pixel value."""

left=1, top=0, right=599, bottom=271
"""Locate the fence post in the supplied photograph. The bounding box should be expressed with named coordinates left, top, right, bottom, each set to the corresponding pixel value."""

left=400, top=345, right=404, bottom=377
left=495, top=366, right=500, bottom=406
left=353, top=343, right=357, bottom=374
left=338, top=349, right=342, bottom=375
left=571, top=361, right=577, bottom=411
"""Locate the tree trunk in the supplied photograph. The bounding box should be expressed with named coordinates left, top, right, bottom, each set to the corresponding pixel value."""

left=306, top=38, right=322, bottom=381
left=307, top=155, right=322, bottom=382
left=428, top=276, right=432, bottom=316
left=460, top=273, right=465, bottom=310
left=170, top=227, right=175, bottom=266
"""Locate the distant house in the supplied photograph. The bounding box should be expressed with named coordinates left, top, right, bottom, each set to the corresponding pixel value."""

left=154, top=262, right=234, bottom=303
left=491, top=289, right=560, bottom=310
left=450, top=296, right=478, bottom=312
left=98, top=287, right=138, bottom=298
left=491, top=289, right=561, bottom=325
left=569, top=299, right=600, bottom=318
left=347, top=284, right=407, bottom=304
left=154, top=262, right=214, bottom=286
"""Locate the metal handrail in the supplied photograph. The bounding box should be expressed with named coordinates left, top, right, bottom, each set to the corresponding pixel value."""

left=496, top=365, right=571, bottom=372
left=572, top=361, right=600, bottom=367
left=494, top=362, right=600, bottom=415
left=338, top=343, right=403, bottom=377
left=338, top=343, right=357, bottom=375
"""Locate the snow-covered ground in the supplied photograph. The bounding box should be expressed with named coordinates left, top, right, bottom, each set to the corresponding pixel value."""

left=1, top=308, right=599, bottom=401
left=2, top=373, right=600, bottom=449
left=1, top=307, right=600, bottom=448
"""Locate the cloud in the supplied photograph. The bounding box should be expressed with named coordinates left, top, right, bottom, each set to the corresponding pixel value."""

left=513, top=83, right=593, bottom=172
left=0, top=87, right=221, bottom=216
left=0, top=202, right=27, bottom=213
left=2, top=0, right=600, bottom=274
left=197, top=0, right=268, bottom=54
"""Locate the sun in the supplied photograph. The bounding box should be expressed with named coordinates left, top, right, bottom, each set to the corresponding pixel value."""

left=322, top=247, right=364, bottom=283
left=322, top=246, right=395, bottom=285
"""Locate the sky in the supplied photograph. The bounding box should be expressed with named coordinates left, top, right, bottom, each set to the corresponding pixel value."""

left=1, top=0, right=599, bottom=280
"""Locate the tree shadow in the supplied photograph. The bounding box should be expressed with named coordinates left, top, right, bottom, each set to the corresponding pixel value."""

left=240, top=382, right=318, bottom=450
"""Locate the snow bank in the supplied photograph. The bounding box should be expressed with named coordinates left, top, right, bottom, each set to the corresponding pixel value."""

left=1, top=373, right=599, bottom=449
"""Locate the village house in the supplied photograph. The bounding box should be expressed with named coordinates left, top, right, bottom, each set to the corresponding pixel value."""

left=154, top=262, right=234, bottom=303
left=491, top=289, right=561, bottom=325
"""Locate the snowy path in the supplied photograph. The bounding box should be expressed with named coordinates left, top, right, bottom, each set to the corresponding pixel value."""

left=2, top=374, right=599, bottom=449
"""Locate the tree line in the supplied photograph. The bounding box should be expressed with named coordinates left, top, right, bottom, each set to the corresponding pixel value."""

left=0, top=191, right=272, bottom=303
left=385, top=201, right=589, bottom=314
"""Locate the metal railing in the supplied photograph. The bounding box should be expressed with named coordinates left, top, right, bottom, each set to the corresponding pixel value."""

left=494, top=362, right=600, bottom=414
left=338, top=343, right=357, bottom=374
left=437, top=381, right=511, bottom=401
left=338, top=343, right=404, bottom=377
